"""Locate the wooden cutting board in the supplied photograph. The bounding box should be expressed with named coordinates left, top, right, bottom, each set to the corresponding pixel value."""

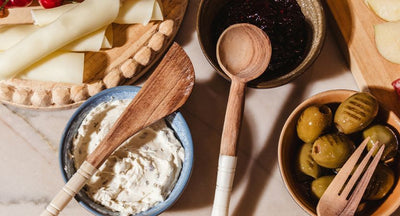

left=0, top=0, right=187, bottom=110
left=326, top=0, right=400, bottom=117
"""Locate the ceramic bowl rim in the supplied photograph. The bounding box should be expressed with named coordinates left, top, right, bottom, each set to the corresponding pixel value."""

left=59, top=85, right=194, bottom=216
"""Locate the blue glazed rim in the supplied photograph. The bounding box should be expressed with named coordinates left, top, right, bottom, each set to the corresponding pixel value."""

left=59, top=86, right=194, bottom=216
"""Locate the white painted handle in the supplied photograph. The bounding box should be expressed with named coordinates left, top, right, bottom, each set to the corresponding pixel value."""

left=40, top=161, right=97, bottom=216
left=212, top=155, right=237, bottom=216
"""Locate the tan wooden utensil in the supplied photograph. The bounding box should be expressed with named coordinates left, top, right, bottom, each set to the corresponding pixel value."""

left=211, top=23, right=271, bottom=216
left=316, top=137, right=385, bottom=216
left=40, top=43, right=194, bottom=216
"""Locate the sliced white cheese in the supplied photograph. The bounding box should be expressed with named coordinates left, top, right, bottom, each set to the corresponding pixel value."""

left=152, top=0, right=164, bottom=21
left=115, top=0, right=155, bottom=25
left=375, top=21, right=400, bottom=64
left=0, top=25, right=37, bottom=50
left=64, top=26, right=109, bottom=51
left=0, top=0, right=119, bottom=80
left=366, top=0, right=400, bottom=21
left=32, top=0, right=164, bottom=26
left=31, top=3, right=78, bottom=26
left=0, top=25, right=111, bottom=51
left=17, top=52, right=84, bottom=84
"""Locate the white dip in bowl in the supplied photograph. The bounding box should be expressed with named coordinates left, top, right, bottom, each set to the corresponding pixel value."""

left=72, top=99, right=184, bottom=216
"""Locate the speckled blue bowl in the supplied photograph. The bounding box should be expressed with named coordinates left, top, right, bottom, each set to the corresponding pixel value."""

left=59, top=86, right=193, bottom=216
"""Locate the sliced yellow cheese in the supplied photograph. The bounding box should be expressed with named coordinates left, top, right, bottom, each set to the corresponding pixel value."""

left=366, top=0, right=400, bottom=21
left=0, top=25, right=111, bottom=51
left=17, top=52, right=84, bottom=84
left=32, top=0, right=164, bottom=26
left=0, top=0, right=120, bottom=80
left=375, top=21, right=400, bottom=64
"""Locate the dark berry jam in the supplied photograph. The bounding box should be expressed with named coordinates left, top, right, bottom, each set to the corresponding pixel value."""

left=213, top=0, right=310, bottom=85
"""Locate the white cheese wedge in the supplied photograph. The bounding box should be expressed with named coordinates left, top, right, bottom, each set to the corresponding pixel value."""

left=102, top=25, right=113, bottom=49
left=366, top=0, right=400, bottom=21
left=0, top=25, right=111, bottom=51
left=0, top=0, right=119, bottom=80
left=375, top=21, right=400, bottom=64
left=152, top=0, right=164, bottom=21
left=17, top=52, right=84, bottom=84
left=32, top=0, right=164, bottom=26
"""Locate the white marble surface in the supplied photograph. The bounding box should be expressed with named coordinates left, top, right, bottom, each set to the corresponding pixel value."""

left=1, top=1, right=400, bottom=216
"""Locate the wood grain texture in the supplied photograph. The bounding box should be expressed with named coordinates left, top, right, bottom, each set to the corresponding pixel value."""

left=220, top=80, right=245, bottom=156
left=86, top=42, right=195, bottom=168
left=0, top=0, right=188, bottom=109
left=326, top=0, right=400, bottom=117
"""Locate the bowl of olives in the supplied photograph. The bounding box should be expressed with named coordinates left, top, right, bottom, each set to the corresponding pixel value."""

left=278, top=89, right=400, bottom=215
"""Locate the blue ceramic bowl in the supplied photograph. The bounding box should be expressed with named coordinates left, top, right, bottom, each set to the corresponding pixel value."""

left=59, top=86, right=193, bottom=216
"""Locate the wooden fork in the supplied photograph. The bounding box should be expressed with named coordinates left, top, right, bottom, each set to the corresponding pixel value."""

left=316, top=137, right=385, bottom=216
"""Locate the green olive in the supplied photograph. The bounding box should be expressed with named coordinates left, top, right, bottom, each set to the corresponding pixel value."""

left=334, top=92, right=379, bottom=134
left=298, top=143, right=321, bottom=179
left=311, top=175, right=335, bottom=199
left=363, top=124, right=399, bottom=161
left=297, top=105, right=333, bottom=143
left=311, top=133, right=355, bottom=168
left=364, top=164, right=395, bottom=200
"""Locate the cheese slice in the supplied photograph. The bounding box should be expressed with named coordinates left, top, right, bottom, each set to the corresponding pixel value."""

left=17, top=52, right=84, bottom=84
left=32, top=4, right=78, bottom=26
left=0, top=25, right=111, bottom=51
left=64, top=26, right=111, bottom=51
left=115, top=0, right=155, bottom=25
left=0, top=0, right=119, bottom=80
left=152, top=0, right=164, bottom=21
left=366, top=0, right=400, bottom=21
left=32, top=0, right=164, bottom=26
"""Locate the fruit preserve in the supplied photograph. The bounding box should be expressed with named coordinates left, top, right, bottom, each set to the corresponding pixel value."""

left=213, top=0, right=310, bottom=84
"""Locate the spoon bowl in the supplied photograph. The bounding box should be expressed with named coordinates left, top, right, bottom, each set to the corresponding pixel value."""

left=212, top=23, right=271, bottom=216
left=217, top=23, right=271, bottom=81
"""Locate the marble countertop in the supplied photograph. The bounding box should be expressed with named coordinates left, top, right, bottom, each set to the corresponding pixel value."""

left=2, top=1, right=400, bottom=216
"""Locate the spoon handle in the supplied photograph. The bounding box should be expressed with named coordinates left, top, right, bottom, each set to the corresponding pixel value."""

left=212, top=80, right=246, bottom=216
left=40, top=161, right=97, bottom=216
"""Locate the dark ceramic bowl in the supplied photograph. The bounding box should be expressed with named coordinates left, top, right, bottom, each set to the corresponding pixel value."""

left=197, top=0, right=326, bottom=88
left=278, top=90, right=400, bottom=215
left=59, top=86, right=193, bottom=216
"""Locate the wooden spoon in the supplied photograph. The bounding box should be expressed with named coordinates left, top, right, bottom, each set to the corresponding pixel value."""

left=40, top=43, right=194, bottom=216
left=212, top=23, right=271, bottom=216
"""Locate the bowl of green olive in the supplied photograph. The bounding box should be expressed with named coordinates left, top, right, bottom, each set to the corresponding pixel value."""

left=278, top=89, right=400, bottom=215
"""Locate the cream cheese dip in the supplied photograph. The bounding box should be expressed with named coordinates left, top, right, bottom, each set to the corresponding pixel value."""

left=72, top=99, right=184, bottom=216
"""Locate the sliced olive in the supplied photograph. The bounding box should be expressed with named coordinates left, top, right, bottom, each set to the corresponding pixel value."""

left=311, top=175, right=335, bottom=199
left=364, top=164, right=395, bottom=200
left=363, top=124, right=399, bottom=161
left=298, top=143, right=321, bottom=179
left=334, top=92, right=379, bottom=134
left=311, top=133, right=355, bottom=168
left=296, top=105, right=332, bottom=143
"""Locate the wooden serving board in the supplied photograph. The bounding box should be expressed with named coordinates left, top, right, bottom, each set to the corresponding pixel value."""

left=326, top=0, right=400, bottom=117
left=0, top=0, right=188, bottom=110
